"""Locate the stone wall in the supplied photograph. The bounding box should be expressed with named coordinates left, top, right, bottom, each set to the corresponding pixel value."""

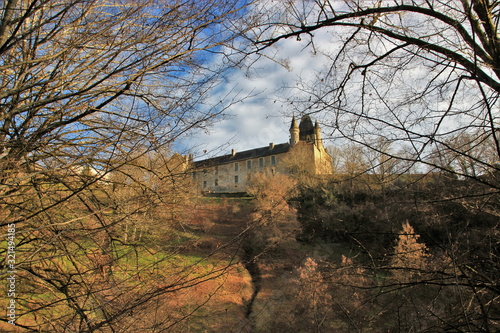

left=193, top=153, right=286, bottom=193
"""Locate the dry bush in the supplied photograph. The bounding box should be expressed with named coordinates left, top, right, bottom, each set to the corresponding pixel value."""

left=390, top=221, right=430, bottom=283
left=246, top=171, right=300, bottom=250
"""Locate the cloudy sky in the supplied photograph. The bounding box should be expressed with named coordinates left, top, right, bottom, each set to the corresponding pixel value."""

left=184, top=31, right=336, bottom=160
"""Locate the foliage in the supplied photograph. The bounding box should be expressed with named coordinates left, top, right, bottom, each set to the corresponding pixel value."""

left=390, top=221, right=430, bottom=283
left=290, top=171, right=500, bottom=331
left=246, top=171, right=300, bottom=250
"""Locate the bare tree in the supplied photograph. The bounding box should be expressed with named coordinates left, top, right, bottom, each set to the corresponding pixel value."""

left=247, top=171, right=299, bottom=249
left=249, top=0, right=499, bottom=185
left=245, top=1, right=500, bottom=331
left=0, top=0, right=253, bottom=331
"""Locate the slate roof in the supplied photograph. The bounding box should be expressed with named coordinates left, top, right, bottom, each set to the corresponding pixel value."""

left=299, top=114, right=315, bottom=141
left=193, top=142, right=291, bottom=168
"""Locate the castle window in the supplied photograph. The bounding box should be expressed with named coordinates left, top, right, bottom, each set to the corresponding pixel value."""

left=203, top=181, right=207, bottom=188
left=271, top=156, right=276, bottom=166
left=215, top=166, right=219, bottom=175
left=234, top=175, right=239, bottom=183
left=215, top=179, right=218, bottom=186
left=259, top=158, right=264, bottom=167
left=234, top=162, right=239, bottom=172
left=247, top=160, right=251, bottom=170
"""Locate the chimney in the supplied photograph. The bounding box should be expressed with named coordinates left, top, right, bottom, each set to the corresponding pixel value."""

left=269, top=142, right=275, bottom=150
left=231, top=149, right=236, bottom=156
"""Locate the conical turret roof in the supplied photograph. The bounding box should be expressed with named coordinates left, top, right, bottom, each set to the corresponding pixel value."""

left=290, top=116, right=299, bottom=129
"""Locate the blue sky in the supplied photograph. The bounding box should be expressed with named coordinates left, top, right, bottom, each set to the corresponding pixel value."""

left=177, top=1, right=498, bottom=175
left=184, top=30, right=336, bottom=160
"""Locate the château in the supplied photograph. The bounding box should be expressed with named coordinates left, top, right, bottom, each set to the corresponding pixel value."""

left=191, top=115, right=333, bottom=193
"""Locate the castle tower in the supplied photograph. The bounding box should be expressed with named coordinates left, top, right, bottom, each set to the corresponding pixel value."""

left=314, top=120, right=323, bottom=149
left=299, top=115, right=315, bottom=143
left=290, top=116, right=299, bottom=147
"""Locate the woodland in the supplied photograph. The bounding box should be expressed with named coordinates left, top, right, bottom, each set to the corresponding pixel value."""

left=0, top=0, right=499, bottom=332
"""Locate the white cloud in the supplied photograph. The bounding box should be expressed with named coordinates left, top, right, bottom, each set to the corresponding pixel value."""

left=185, top=28, right=337, bottom=159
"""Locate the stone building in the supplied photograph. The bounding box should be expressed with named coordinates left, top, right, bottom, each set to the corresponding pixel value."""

left=191, top=115, right=333, bottom=193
